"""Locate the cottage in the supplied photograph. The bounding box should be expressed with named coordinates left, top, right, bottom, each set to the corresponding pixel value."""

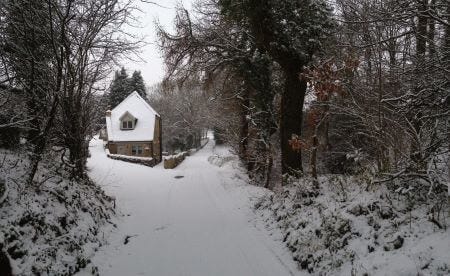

left=104, top=91, right=162, bottom=163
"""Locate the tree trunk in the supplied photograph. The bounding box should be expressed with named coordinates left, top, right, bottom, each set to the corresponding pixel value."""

left=239, top=93, right=250, bottom=170
left=68, top=135, right=87, bottom=179
left=280, top=69, right=306, bottom=176
left=310, top=134, right=318, bottom=182
left=416, top=0, right=428, bottom=62
left=0, top=243, right=12, bottom=276
left=427, top=0, right=436, bottom=57
left=444, top=1, right=450, bottom=196
left=264, top=142, right=273, bottom=189
left=27, top=96, right=59, bottom=185
left=409, top=0, right=428, bottom=169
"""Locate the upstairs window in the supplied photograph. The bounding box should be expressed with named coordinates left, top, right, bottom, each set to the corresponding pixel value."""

left=122, top=120, right=133, bottom=129
left=119, top=111, right=137, bottom=130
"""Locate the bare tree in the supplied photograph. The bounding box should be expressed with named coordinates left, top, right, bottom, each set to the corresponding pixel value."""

left=0, top=0, right=141, bottom=182
left=149, top=79, right=210, bottom=153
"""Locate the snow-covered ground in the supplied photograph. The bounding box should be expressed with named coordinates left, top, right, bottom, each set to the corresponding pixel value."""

left=80, top=137, right=301, bottom=276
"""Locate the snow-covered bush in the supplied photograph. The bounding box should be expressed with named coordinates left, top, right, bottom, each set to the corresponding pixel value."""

left=0, top=150, right=115, bottom=275
left=255, top=175, right=450, bottom=275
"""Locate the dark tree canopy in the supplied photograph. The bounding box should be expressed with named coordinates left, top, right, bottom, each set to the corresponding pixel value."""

left=109, top=67, right=131, bottom=108
left=219, top=0, right=334, bottom=69
left=130, top=70, right=147, bottom=99
left=108, top=68, right=147, bottom=108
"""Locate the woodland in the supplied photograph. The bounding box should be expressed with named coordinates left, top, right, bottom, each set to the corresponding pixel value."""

left=0, top=0, right=449, bottom=275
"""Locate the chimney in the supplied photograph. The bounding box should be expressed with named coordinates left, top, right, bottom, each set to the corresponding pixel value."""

left=106, top=110, right=111, bottom=117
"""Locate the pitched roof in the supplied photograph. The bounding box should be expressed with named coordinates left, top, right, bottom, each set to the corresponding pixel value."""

left=106, top=91, right=159, bottom=142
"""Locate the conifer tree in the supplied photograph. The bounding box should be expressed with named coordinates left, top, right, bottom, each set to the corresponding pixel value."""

left=129, top=70, right=147, bottom=99
left=109, top=67, right=130, bottom=108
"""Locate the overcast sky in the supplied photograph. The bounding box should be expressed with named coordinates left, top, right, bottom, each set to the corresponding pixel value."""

left=121, top=0, right=194, bottom=87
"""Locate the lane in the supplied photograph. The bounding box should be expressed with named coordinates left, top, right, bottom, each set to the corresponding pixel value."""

left=80, top=138, right=301, bottom=276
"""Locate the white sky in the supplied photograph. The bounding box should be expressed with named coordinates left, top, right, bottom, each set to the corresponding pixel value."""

left=121, top=0, right=194, bottom=87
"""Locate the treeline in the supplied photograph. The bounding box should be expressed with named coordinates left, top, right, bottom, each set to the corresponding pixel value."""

left=158, top=0, right=449, bottom=201
left=0, top=0, right=139, bottom=182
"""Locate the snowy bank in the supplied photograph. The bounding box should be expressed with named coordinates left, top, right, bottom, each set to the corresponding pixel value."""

left=0, top=150, right=116, bottom=275
left=254, top=175, right=450, bottom=275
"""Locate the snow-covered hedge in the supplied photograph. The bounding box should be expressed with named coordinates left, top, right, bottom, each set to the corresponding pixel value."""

left=0, top=150, right=116, bottom=275
left=255, top=175, right=450, bottom=275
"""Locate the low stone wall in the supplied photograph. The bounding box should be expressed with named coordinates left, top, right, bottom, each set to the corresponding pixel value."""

left=163, top=152, right=188, bottom=169
left=163, top=139, right=210, bottom=169
left=107, top=154, right=156, bottom=167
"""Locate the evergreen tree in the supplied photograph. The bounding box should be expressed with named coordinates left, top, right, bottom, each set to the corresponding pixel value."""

left=108, top=68, right=148, bottom=108
left=129, top=70, right=147, bottom=99
left=109, top=67, right=130, bottom=108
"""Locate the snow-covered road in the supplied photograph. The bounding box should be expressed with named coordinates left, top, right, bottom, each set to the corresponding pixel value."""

left=81, top=137, right=301, bottom=276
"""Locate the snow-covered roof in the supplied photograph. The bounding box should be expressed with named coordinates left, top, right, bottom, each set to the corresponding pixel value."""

left=106, top=91, right=159, bottom=142
left=119, top=111, right=136, bottom=121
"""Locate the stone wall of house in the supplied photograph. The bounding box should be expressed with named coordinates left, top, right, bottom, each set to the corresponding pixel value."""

left=108, top=143, right=117, bottom=154
left=108, top=141, right=153, bottom=157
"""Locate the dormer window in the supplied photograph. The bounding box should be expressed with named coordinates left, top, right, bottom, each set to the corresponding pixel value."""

left=122, top=120, right=134, bottom=129
left=119, top=111, right=137, bottom=130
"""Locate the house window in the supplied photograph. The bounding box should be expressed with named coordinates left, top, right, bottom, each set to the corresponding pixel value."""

left=132, top=145, right=143, bottom=155
left=122, top=120, right=133, bottom=130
